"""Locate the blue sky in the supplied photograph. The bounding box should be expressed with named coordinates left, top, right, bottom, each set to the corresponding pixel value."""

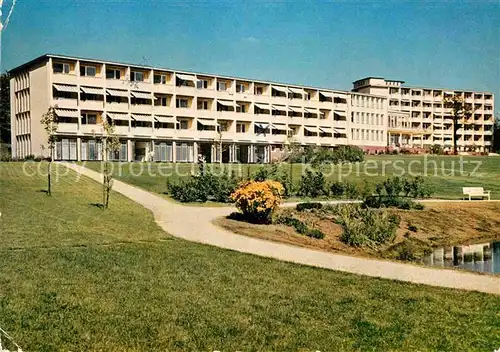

left=2, top=0, right=499, bottom=108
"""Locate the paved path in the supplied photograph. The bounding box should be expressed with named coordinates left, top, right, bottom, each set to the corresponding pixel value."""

left=66, top=164, right=500, bottom=295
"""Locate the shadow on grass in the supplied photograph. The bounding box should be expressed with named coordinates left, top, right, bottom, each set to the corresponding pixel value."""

left=89, top=203, right=104, bottom=209
left=37, top=189, right=49, bottom=194
left=227, top=211, right=271, bottom=225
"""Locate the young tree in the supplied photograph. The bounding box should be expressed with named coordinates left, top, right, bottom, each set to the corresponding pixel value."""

left=494, top=112, right=500, bottom=152
left=443, top=94, right=474, bottom=154
left=0, top=72, right=11, bottom=146
left=40, top=106, right=58, bottom=195
left=101, top=118, right=120, bottom=209
left=215, top=122, right=230, bottom=166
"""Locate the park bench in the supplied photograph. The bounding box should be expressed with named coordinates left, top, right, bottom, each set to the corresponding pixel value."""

left=462, top=187, right=491, bottom=201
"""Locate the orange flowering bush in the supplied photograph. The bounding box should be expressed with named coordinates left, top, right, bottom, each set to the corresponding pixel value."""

left=230, top=180, right=285, bottom=223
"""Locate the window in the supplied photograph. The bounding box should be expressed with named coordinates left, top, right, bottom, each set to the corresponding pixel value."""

left=236, top=83, right=245, bottom=93
left=197, top=79, right=209, bottom=89
left=218, top=122, right=228, bottom=132
left=106, top=69, right=121, bottom=79
left=236, top=104, right=246, bottom=113
left=155, top=96, right=168, bottom=107
left=154, top=74, right=167, bottom=84
left=255, top=87, right=263, bottom=95
left=131, top=71, right=144, bottom=82
left=80, top=65, right=96, bottom=77
left=177, top=120, right=188, bottom=130
left=217, top=81, right=227, bottom=91
left=236, top=123, right=246, bottom=133
left=53, top=62, right=70, bottom=74
left=176, top=99, right=188, bottom=108
left=197, top=100, right=209, bottom=110
left=81, top=113, right=97, bottom=125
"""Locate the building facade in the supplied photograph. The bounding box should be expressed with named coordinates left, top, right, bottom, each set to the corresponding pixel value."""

left=352, top=77, right=495, bottom=152
left=9, top=55, right=493, bottom=162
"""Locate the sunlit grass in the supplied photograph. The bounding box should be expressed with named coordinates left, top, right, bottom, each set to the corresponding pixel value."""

left=0, top=162, right=499, bottom=351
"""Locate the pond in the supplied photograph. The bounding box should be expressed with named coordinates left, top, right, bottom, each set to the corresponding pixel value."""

left=422, top=241, right=500, bottom=274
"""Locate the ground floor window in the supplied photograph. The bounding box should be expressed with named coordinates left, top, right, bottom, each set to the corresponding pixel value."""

left=154, top=142, right=173, bottom=162
left=55, top=138, right=78, bottom=161
left=175, top=143, right=193, bottom=162
left=81, top=139, right=102, bottom=161
left=108, top=141, right=128, bottom=161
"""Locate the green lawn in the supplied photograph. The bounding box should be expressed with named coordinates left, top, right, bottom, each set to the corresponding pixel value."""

left=1, top=162, right=499, bottom=351
left=81, top=155, right=500, bottom=200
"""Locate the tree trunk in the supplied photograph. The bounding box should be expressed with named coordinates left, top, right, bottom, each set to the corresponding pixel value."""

left=47, top=160, right=51, bottom=196
left=453, top=117, right=458, bottom=155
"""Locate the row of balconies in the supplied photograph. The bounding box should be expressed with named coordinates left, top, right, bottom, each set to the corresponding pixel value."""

left=52, top=99, right=350, bottom=125
left=55, top=123, right=349, bottom=145
left=52, top=73, right=350, bottom=106
left=53, top=96, right=347, bottom=114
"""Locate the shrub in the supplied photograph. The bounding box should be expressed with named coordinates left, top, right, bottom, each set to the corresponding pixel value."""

left=298, top=169, right=327, bottom=198
left=429, top=144, right=443, bottom=155
left=289, top=145, right=364, bottom=165
left=408, top=224, right=418, bottom=232
left=276, top=215, right=325, bottom=239
left=167, top=171, right=239, bottom=203
left=386, top=239, right=431, bottom=261
left=307, top=228, right=325, bottom=239
left=332, top=205, right=398, bottom=247
left=330, top=181, right=346, bottom=198
left=231, top=180, right=284, bottom=223
left=253, top=165, right=293, bottom=197
left=365, top=176, right=433, bottom=210
left=296, top=202, right=323, bottom=212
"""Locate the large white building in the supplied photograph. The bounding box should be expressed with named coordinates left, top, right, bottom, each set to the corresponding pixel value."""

left=352, top=77, right=495, bottom=152
left=9, top=54, right=494, bottom=162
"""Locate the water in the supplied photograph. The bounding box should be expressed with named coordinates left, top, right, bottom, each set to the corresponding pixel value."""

left=422, top=241, right=500, bottom=274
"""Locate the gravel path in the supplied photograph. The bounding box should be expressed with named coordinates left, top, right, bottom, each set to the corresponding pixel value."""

left=66, top=163, right=500, bottom=295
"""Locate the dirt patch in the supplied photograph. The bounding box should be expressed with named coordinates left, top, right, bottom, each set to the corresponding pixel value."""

left=215, top=202, right=500, bottom=262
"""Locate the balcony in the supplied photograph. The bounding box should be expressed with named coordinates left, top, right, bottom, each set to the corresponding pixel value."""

left=80, top=76, right=104, bottom=87
left=80, top=100, right=104, bottom=111
left=175, top=107, right=196, bottom=118
left=153, top=128, right=176, bottom=138
left=106, top=78, right=131, bottom=90
left=131, top=104, right=153, bottom=114
left=56, top=123, right=78, bottom=134
left=153, top=106, right=176, bottom=116
left=52, top=73, right=77, bottom=85
left=129, top=81, right=152, bottom=91
left=80, top=124, right=103, bottom=135
left=53, top=98, right=78, bottom=109
left=105, top=102, right=129, bottom=112
left=114, top=125, right=130, bottom=135
left=176, top=85, right=197, bottom=96
left=175, top=129, right=196, bottom=139
left=197, top=130, right=218, bottom=140
left=152, top=84, right=174, bottom=95
left=132, top=127, right=153, bottom=136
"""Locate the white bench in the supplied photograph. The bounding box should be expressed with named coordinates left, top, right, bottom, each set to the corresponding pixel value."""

left=462, top=187, right=491, bottom=200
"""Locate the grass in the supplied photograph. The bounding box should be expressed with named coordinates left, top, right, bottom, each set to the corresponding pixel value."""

left=81, top=154, right=500, bottom=200
left=1, top=162, right=500, bottom=350
left=217, top=202, right=500, bottom=264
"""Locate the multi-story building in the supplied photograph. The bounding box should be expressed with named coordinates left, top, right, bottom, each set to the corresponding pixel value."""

left=9, top=54, right=389, bottom=162
left=9, top=54, right=493, bottom=162
left=352, top=77, right=495, bottom=152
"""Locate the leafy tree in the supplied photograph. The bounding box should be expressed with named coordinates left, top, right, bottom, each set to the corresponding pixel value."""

left=443, top=94, right=474, bottom=154
left=493, top=112, right=500, bottom=152
left=101, top=118, right=120, bottom=209
left=40, top=106, right=58, bottom=195
left=0, top=72, right=11, bottom=145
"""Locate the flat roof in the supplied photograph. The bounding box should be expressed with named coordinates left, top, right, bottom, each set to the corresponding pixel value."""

left=352, top=76, right=493, bottom=96
left=10, top=53, right=380, bottom=96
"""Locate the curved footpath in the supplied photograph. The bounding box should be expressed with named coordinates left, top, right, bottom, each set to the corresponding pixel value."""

left=66, top=164, right=500, bottom=295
